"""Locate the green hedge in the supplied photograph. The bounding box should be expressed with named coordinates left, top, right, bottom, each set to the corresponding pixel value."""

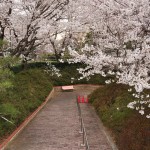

left=47, top=62, right=106, bottom=86
left=11, top=62, right=108, bottom=86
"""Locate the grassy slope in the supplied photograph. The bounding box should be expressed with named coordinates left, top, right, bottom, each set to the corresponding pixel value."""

left=0, top=69, right=52, bottom=141
left=89, top=83, right=150, bottom=150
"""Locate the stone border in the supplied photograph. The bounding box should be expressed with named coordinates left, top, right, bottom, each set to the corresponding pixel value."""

left=0, top=88, right=54, bottom=150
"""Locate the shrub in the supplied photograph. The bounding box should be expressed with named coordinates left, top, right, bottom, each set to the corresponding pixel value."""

left=89, top=83, right=150, bottom=150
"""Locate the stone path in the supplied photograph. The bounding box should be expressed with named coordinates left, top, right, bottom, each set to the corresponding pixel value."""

left=77, top=90, right=118, bottom=150
left=5, top=90, right=117, bottom=150
left=80, top=104, right=117, bottom=150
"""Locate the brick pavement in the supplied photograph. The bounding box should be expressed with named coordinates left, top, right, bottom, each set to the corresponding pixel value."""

left=5, top=89, right=117, bottom=150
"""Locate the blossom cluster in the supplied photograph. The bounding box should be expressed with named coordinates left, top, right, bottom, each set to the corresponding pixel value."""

left=66, top=0, right=150, bottom=118
left=45, top=61, right=61, bottom=77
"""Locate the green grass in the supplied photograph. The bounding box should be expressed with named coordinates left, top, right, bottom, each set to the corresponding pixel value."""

left=0, top=68, right=52, bottom=140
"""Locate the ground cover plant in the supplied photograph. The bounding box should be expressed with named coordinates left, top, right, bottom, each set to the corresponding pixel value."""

left=89, top=83, right=150, bottom=150
left=0, top=68, right=52, bottom=142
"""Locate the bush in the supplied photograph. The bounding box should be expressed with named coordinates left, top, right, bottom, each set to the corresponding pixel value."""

left=0, top=103, right=20, bottom=121
left=11, top=62, right=47, bottom=73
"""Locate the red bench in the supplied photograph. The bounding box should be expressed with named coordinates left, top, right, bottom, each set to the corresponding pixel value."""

left=62, top=85, right=74, bottom=91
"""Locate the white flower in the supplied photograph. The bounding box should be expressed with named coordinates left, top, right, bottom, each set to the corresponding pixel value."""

left=59, top=59, right=64, bottom=63
left=146, top=114, right=150, bottom=119
left=101, top=72, right=106, bottom=77
left=135, top=94, right=140, bottom=98
left=127, top=102, right=135, bottom=109
left=128, top=88, right=132, bottom=92
left=61, top=53, right=64, bottom=56
left=139, top=110, right=144, bottom=115
left=135, top=83, right=143, bottom=93
left=105, top=80, right=111, bottom=84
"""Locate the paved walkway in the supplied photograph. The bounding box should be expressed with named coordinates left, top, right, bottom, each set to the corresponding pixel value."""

left=5, top=90, right=117, bottom=150
left=80, top=103, right=116, bottom=150
left=77, top=90, right=117, bottom=150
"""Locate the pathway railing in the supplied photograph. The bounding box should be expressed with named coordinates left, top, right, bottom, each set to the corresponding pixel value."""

left=76, top=96, right=90, bottom=150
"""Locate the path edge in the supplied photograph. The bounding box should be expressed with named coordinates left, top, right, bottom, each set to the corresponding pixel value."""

left=0, top=88, right=55, bottom=150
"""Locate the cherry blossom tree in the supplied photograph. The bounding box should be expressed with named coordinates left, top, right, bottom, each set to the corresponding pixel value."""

left=1, top=0, right=150, bottom=117
left=0, top=0, right=69, bottom=60
left=65, top=0, right=150, bottom=118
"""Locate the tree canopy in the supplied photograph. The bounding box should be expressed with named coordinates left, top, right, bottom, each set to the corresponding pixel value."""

left=0, top=0, right=150, bottom=118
